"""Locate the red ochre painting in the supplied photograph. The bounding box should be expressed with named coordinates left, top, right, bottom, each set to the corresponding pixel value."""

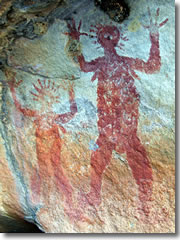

left=8, top=77, right=84, bottom=220
left=66, top=8, right=168, bottom=217
left=2, top=4, right=174, bottom=232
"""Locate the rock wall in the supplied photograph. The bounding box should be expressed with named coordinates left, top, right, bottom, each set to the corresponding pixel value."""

left=0, top=0, right=175, bottom=233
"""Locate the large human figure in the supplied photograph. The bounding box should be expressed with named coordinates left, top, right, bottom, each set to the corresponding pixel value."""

left=66, top=8, right=168, bottom=215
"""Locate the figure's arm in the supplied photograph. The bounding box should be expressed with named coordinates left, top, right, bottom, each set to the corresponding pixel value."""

left=8, top=77, right=37, bottom=117
left=131, top=33, right=161, bottom=74
left=77, top=55, right=99, bottom=73
left=55, top=82, right=77, bottom=124
left=127, top=8, right=168, bottom=74
left=65, top=19, right=99, bottom=73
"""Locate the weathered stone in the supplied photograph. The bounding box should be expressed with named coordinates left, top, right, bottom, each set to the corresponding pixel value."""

left=0, top=0, right=175, bottom=233
left=0, top=0, right=63, bottom=67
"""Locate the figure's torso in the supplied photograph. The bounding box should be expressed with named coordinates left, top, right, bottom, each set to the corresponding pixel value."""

left=95, top=55, right=140, bottom=137
left=34, top=113, right=61, bottom=139
left=96, top=56, right=139, bottom=106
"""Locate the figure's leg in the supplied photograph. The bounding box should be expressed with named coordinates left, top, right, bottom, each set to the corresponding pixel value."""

left=51, top=147, right=73, bottom=205
left=52, top=145, right=91, bottom=222
left=85, top=135, right=115, bottom=206
left=30, top=169, right=41, bottom=204
left=37, top=154, right=54, bottom=204
left=124, top=134, right=153, bottom=216
left=54, top=166, right=73, bottom=201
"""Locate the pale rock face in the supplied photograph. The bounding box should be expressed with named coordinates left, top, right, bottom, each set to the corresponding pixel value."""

left=0, top=0, right=175, bottom=233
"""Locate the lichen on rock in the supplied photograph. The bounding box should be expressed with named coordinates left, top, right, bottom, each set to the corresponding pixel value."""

left=0, top=0, right=63, bottom=69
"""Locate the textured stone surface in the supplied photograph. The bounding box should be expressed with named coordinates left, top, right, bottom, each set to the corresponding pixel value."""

left=0, top=0, right=175, bottom=233
left=0, top=0, right=63, bottom=66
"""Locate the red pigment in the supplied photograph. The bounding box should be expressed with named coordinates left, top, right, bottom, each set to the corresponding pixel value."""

left=67, top=9, right=168, bottom=215
left=9, top=78, right=80, bottom=219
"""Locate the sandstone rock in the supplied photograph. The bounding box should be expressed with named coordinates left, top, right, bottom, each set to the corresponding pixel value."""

left=0, top=0, right=175, bottom=233
left=0, top=0, right=62, bottom=66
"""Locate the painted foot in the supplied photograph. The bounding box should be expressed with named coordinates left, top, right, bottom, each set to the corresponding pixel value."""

left=78, top=190, right=101, bottom=207
left=138, top=203, right=151, bottom=217
left=30, top=172, right=41, bottom=205
left=64, top=204, right=93, bottom=224
left=138, top=179, right=153, bottom=216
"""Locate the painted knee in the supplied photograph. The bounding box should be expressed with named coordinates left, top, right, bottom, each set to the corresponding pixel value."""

left=91, top=149, right=111, bottom=175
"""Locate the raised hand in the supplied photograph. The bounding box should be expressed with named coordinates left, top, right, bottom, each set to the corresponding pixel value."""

left=8, top=76, right=23, bottom=90
left=142, top=8, right=168, bottom=35
left=65, top=18, right=88, bottom=41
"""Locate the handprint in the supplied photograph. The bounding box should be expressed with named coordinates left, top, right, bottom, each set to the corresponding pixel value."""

left=65, top=18, right=88, bottom=41
left=142, top=8, right=168, bottom=35
left=8, top=76, right=23, bottom=90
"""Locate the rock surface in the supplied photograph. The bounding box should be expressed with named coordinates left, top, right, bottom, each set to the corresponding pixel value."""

left=0, top=0, right=175, bottom=233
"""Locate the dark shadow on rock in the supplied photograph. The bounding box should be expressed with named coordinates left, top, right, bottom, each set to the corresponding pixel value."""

left=94, top=0, right=130, bottom=23
left=0, top=215, right=43, bottom=233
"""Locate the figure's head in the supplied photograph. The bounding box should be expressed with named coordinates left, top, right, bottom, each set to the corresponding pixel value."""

left=99, top=25, right=120, bottom=48
left=90, top=24, right=128, bottom=51
left=30, top=79, right=60, bottom=111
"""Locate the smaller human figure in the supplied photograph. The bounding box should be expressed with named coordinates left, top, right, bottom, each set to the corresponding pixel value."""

left=7, top=75, right=83, bottom=221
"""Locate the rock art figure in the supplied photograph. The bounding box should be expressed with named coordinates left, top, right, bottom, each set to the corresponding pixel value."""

left=66, top=8, right=168, bottom=216
left=7, top=75, right=81, bottom=220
